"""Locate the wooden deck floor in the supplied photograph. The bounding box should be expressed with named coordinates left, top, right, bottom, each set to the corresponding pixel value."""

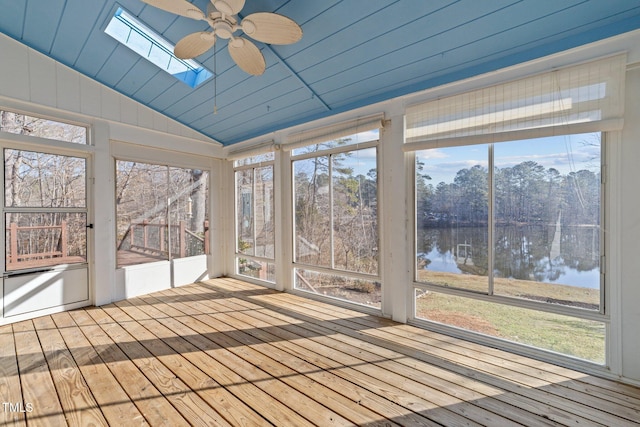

left=1, top=278, right=639, bottom=426
left=117, top=249, right=167, bottom=267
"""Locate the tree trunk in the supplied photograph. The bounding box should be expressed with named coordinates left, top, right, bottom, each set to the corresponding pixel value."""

left=190, top=170, right=207, bottom=233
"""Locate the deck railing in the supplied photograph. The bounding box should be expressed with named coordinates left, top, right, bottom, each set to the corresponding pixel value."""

left=6, top=221, right=89, bottom=270
left=120, top=220, right=209, bottom=258
left=8, top=221, right=68, bottom=265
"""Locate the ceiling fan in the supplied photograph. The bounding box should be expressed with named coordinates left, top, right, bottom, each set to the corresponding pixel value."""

left=141, top=0, right=302, bottom=76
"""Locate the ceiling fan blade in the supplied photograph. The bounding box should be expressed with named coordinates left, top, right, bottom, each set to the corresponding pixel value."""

left=241, top=12, right=302, bottom=45
left=228, top=37, right=265, bottom=76
left=210, top=0, right=245, bottom=16
left=141, top=0, right=205, bottom=20
left=174, top=32, right=216, bottom=59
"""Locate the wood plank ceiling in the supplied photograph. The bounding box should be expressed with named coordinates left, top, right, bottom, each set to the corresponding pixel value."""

left=1, top=0, right=640, bottom=145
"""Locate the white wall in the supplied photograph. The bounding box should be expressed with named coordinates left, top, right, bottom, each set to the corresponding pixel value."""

left=0, top=33, right=221, bottom=151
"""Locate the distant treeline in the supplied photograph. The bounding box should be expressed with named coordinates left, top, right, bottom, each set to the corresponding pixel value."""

left=417, top=161, right=600, bottom=228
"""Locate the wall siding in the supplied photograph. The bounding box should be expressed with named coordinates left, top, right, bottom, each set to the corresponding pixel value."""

left=0, top=33, right=221, bottom=151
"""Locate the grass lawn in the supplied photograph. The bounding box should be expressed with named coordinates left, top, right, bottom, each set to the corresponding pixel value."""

left=415, top=271, right=605, bottom=363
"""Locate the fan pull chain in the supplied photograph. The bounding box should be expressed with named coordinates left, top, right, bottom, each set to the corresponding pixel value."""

left=213, top=45, right=218, bottom=115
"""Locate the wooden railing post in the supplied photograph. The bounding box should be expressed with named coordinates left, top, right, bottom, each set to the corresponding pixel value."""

left=143, top=220, right=149, bottom=249
left=7, top=222, right=79, bottom=267
left=204, top=220, right=210, bottom=255
left=9, top=222, right=18, bottom=264
left=130, top=223, right=135, bottom=247
left=61, top=220, right=68, bottom=257
left=159, top=220, right=165, bottom=253
left=179, top=220, right=186, bottom=258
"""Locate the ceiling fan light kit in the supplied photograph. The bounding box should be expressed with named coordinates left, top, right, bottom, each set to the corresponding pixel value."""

left=141, top=0, right=303, bottom=76
left=213, top=20, right=234, bottom=39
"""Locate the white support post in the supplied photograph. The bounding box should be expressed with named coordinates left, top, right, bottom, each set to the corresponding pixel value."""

left=218, top=159, right=235, bottom=278
left=92, top=121, right=116, bottom=306
left=275, top=147, right=293, bottom=291
left=380, top=113, right=412, bottom=322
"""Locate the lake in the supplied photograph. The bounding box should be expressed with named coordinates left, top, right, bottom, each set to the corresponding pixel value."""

left=417, top=224, right=600, bottom=289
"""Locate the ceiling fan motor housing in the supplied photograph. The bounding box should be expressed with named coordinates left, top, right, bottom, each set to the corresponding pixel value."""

left=213, top=20, right=234, bottom=39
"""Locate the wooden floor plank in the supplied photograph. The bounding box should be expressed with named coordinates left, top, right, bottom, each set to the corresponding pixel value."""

left=103, top=302, right=271, bottom=427
left=67, top=310, right=190, bottom=427
left=0, top=324, right=27, bottom=427
left=382, top=322, right=640, bottom=419
left=119, top=295, right=321, bottom=427
left=188, top=281, right=587, bottom=427
left=151, top=289, right=369, bottom=427
left=156, top=299, right=401, bottom=426
left=390, top=322, right=640, bottom=407
left=182, top=284, right=561, bottom=427
left=50, top=312, right=149, bottom=426
left=225, top=296, right=575, bottom=425
left=3, top=278, right=639, bottom=426
left=273, top=294, right=634, bottom=425
left=202, top=278, right=630, bottom=426
left=176, top=286, right=529, bottom=427
left=260, top=289, right=640, bottom=426
left=83, top=306, right=233, bottom=427
left=32, top=316, right=108, bottom=427
left=154, top=290, right=441, bottom=427
left=12, top=321, right=68, bottom=426
left=82, top=306, right=228, bottom=427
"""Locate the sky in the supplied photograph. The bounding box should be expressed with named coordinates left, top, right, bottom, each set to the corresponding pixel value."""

left=416, top=132, right=600, bottom=185
left=344, top=131, right=601, bottom=183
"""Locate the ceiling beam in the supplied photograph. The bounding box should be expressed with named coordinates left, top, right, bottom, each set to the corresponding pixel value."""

left=261, top=45, right=331, bottom=111
left=235, top=12, right=331, bottom=112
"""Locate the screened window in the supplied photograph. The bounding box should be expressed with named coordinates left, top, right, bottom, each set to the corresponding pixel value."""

left=234, top=156, right=275, bottom=283
left=115, top=161, right=209, bottom=268
left=414, top=134, right=605, bottom=362
left=414, top=290, right=605, bottom=363
left=291, top=129, right=379, bottom=156
left=4, top=149, right=88, bottom=271
left=416, top=133, right=601, bottom=306
left=291, top=131, right=380, bottom=308
left=1, top=110, right=87, bottom=145
left=405, top=55, right=624, bottom=364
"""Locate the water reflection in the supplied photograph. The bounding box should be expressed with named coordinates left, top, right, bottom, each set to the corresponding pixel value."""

left=417, top=225, right=600, bottom=289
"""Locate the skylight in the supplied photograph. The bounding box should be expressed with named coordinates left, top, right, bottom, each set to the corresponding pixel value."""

left=105, top=7, right=212, bottom=88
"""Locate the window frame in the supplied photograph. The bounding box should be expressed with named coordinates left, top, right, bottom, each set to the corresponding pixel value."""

left=290, top=137, right=382, bottom=308
left=104, top=6, right=213, bottom=88
left=402, top=56, right=624, bottom=363
left=114, top=158, right=211, bottom=268
left=233, top=157, right=276, bottom=284
left=409, top=132, right=609, bottom=367
left=411, top=133, right=607, bottom=322
left=0, top=108, right=90, bottom=146
left=2, top=144, right=92, bottom=275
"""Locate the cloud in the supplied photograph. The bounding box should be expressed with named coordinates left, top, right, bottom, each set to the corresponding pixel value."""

left=416, top=149, right=449, bottom=161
